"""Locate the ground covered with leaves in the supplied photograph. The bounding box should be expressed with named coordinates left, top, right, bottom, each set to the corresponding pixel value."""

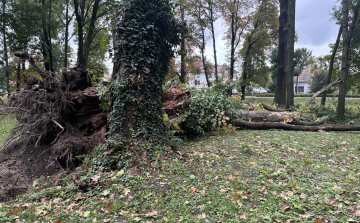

left=1, top=129, right=360, bottom=222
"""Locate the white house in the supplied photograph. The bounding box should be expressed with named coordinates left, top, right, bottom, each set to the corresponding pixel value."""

left=187, top=60, right=229, bottom=89
left=294, top=64, right=314, bottom=94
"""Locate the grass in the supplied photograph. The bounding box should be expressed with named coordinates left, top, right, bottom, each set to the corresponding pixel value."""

left=0, top=94, right=17, bottom=145
left=1, top=96, right=360, bottom=222
left=1, top=130, right=360, bottom=222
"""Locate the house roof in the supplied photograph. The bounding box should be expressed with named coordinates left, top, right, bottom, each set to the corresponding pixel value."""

left=294, top=64, right=315, bottom=83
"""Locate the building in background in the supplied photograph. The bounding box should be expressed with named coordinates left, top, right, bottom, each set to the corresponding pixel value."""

left=294, top=64, right=314, bottom=94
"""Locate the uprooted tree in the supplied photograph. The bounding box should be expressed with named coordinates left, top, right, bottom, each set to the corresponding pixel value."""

left=0, top=51, right=108, bottom=169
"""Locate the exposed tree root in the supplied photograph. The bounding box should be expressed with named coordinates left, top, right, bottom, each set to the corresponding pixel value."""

left=0, top=51, right=107, bottom=170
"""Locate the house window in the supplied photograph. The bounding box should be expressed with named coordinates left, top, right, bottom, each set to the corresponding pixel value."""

left=295, top=86, right=304, bottom=93
left=194, top=80, right=200, bottom=85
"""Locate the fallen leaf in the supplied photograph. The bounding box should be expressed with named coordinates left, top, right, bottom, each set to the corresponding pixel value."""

left=313, top=217, right=323, bottom=223
left=348, top=204, right=356, bottom=212
left=199, top=204, right=205, bottom=209
left=74, top=195, right=85, bottom=201
left=219, top=189, right=228, bottom=193
left=145, top=210, right=158, bottom=217
left=281, top=204, right=290, bottom=211
left=274, top=219, right=282, bottom=222
left=6, top=208, right=20, bottom=216
left=191, top=187, right=197, bottom=193
left=354, top=210, right=360, bottom=217
left=323, top=196, right=336, bottom=206
left=54, top=220, right=61, bottom=223
left=91, top=175, right=100, bottom=182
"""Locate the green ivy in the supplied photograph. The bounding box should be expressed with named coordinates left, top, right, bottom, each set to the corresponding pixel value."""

left=109, top=0, right=180, bottom=146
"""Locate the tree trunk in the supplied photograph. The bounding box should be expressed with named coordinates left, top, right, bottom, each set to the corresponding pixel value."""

left=64, top=0, right=70, bottom=68
left=337, top=0, right=360, bottom=120
left=209, top=4, right=218, bottom=83
left=179, top=3, right=186, bottom=84
left=41, top=0, right=51, bottom=71
left=74, top=0, right=85, bottom=66
left=229, top=10, right=235, bottom=96
left=275, top=0, right=288, bottom=107
left=321, top=24, right=342, bottom=106
left=2, top=0, right=10, bottom=96
left=83, top=0, right=100, bottom=69
left=16, top=63, right=20, bottom=91
left=233, top=119, right=360, bottom=131
left=285, top=0, right=295, bottom=108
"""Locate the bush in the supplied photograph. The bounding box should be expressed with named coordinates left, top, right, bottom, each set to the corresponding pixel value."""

left=309, top=104, right=338, bottom=124
left=180, top=89, right=235, bottom=137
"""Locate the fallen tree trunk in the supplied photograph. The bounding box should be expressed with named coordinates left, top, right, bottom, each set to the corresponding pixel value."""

left=305, top=78, right=343, bottom=107
left=288, top=116, right=329, bottom=126
left=232, top=119, right=360, bottom=131
left=236, top=109, right=311, bottom=123
left=260, top=102, right=291, bottom=112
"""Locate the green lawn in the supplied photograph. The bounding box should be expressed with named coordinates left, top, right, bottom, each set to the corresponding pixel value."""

left=1, top=130, right=360, bottom=222
left=0, top=95, right=17, bottom=145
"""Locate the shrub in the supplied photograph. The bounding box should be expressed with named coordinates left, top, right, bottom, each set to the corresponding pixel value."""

left=180, top=89, right=235, bottom=137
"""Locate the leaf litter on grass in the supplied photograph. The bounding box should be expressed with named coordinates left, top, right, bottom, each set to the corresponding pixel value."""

left=1, top=130, right=360, bottom=222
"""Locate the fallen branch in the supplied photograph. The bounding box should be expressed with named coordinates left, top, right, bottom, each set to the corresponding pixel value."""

left=232, top=119, right=360, bottom=131
left=305, top=78, right=343, bottom=107
left=14, top=51, right=52, bottom=81
left=260, top=102, right=291, bottom=112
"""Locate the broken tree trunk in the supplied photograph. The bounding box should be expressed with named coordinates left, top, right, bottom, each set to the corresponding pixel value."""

left=305, top=78, right=343, bottom=107
left=236, top=109, right=311, bottom=123
left=260, top=102, right=291, bottom=112
left=232, top=119, right=360, bottom=131
left=14, top=51, right=52, bottom=81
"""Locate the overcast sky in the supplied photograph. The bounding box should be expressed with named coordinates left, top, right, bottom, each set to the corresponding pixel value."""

left=202, top=0, right=340, bottom=66
left=105, top=1, right=341, bottom=73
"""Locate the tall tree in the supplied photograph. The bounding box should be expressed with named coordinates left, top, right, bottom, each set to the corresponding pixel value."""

left=1, top=0, right=10, bottom=95
left=240, top=0, right=278, bottom=100
left=188, top=0, right=212, bottom=87
left=220, top=0, right=252, bottom=95
left=110, top=0, right=180, bottom=147
left=321, top=24, right=342, bottom=105
left=73, top=0, right=111, bottom=68
left=275, top=0, right=296, bottom=109
left=337, top=0, right=360, bottom=120
left=202, top=0, right=220, bottom=83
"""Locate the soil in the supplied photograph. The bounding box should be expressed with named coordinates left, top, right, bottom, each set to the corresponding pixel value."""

left=0, top=84, right=190, bottom=202
left=0, top=87, right=108, bottom=202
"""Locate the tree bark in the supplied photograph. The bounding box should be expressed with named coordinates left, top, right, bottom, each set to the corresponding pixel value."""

left=83, top=0, right=101, bottom=68
left=64, top=0, right=71, bottom=68
left=337, top=0, right=359, bottom=120
left=210, top=12, right=218, bottom=83
left=305, top=78, right=343, bottom=107
left=179, top=3, right=186, bottom=84
left=2, top=0, right=10, bottom=96
left=74, top=0, right=85, bottom=66
left=260, top=102, right=291, bottom=112
left=321, top=24, right=342, bottom=106
left=285, top=0, right=295, bottom=108
left=275, top=0, right=288, bottom=107
left=236, top=109, right=305, bottom=123
left=16, top=63, right=20, bottom=91
left=232, top=119, right=360, bottom=131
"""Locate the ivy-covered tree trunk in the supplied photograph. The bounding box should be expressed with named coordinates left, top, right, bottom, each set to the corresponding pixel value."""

left=110, top=0, right=180, bottom=144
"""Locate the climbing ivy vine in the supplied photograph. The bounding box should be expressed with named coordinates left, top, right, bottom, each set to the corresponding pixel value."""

left=109, top=0, right=180, bottom=146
